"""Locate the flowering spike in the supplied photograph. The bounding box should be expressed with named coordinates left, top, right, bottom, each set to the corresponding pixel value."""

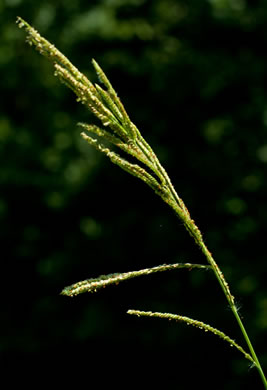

left=61, top=263, right=210, bottom=296
left=127, top=310, right=255, bottom=364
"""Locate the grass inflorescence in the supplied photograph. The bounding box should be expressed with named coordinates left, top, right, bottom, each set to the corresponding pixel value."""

left=17, top=17, right=266, bottom=388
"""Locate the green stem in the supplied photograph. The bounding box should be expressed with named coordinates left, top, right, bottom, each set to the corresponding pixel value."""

left=232, top=305, right=267, bottom=389
left=199, top=232, right=267, bottom=388
left=164, top=181, right=266, bottom=388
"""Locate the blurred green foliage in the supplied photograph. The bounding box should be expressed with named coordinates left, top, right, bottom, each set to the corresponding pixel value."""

left=1, top=0, right=267, bottom=388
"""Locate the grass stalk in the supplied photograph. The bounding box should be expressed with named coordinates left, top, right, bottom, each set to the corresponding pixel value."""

left=154, top=155, right=267, bottom=388
left=231, top=305, right=267, bottom=388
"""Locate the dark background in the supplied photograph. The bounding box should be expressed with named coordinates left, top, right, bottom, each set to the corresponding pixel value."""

left=1, top=0, right=267, bottom=388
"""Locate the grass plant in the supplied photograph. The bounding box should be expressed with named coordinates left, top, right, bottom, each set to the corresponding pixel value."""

left=17, top=17, right=266, bottom=388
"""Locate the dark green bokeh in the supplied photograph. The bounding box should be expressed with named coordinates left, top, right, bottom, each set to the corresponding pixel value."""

left=1, top=0, right=267, bottom=388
